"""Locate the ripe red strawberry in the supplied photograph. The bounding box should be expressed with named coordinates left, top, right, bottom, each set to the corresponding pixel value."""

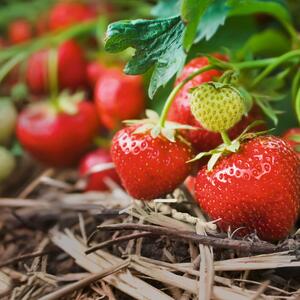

left=185, top=176, right=196, bottom=197
left=16, top=100, right=99, bottom=167
left=167, top=55, right=263, bottom=151
left=194, top=136, right=300, bottom=241
left=26, top=40, right=87, bottom=94
left=79, top=148, right=121, bottom=191
left=94, top=67, right=145, bottom=130
left=8, top=19, right=32, bottom=44
left=49, top=2, right=96, bottom=31
left=282, top=128, right=300, bottom=158
left=111, top=125, right=194, bottom=200
left=86, top=61, right=106, bottom=88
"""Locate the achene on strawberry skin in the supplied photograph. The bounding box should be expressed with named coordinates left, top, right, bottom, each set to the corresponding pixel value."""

left=194, top=135, right=300, bottom=241
left=111, top=125, right=194, bottom=200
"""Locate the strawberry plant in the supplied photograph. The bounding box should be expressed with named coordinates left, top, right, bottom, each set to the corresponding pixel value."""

left=104, top=0, right=300, bottom=240
left=1, top=1, right=300, bottom=299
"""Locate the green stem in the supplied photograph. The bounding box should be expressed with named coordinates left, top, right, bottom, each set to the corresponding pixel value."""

left=159, top=65, right=216, bottom=127
left=221, top=131, right=231, bottom=146
left=251, top=49, right=300, bottom=88
left=292, top=70, right=300, bottom=103
left=279, top=19, right=300, bottom=46
left=0, top=52, right=27, bottom=83
left=232, top=58, right=277, bottom=70
left=295, top=87, right=300, bottom=125
left=48, top=48, right=59, bottom=109
left=0, top=17, right=100, bottom=63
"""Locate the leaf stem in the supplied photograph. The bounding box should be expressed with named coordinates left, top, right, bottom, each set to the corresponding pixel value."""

left=0, top=52, right=27, bottom=83
left=279, top=19, right=300, bottom=46
left=251, top=49, right=300, bottom=88
left=231, top=58, right=277, bottom=70
left=0, top=18, right=100, bottom=62
left=295, top=87, right=300, bottom=125
left=48, top=48, right=59, bottom=110
left=159, top=65, right=216, bottom=127
left=221, top=131, right=231, bottom=146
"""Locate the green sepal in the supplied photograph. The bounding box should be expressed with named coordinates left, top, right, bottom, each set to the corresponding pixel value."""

left=289, top=134, right=300, bottom=143
left=126, top=109, right=196, bottom=142
left=58, top=91, right=85, bottom=115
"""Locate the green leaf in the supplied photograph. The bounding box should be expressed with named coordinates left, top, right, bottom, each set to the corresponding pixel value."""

left=255, top=98, right=279, bottom=125
left=181, top=0, right=212, bottom=50
left=238, top=87, right=253, bottom=114
left=152, top=0, right=180, bottom=18
left=229, top=0, right=291, bottom=22
left=191, top=16, right=257, bottom=54
left=195, top=0, right=230, bottom=42
left=10, top=140, right=23, bottom=157
left=105, top=16, right=186, bottom=98
left=238, top=28, right=291, bottom=57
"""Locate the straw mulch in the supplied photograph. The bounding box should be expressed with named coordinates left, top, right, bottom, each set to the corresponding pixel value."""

left=1, top=161, right=300, bottom=300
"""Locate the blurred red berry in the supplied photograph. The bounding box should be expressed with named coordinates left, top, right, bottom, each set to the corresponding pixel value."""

left=17, top=100, right=99, bottom=167
left=49, top=2, right=96, bottom=31
left=79, top=148, right=121, bottom=191
left=94, top=67, right=145, bottom=130
left=8, top=19, right=32, bottom=44
left=26, top=40, right=87, bottom=94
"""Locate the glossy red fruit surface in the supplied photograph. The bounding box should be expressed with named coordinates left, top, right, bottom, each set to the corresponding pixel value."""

left=94, top=68, right=145, bottom=130
left=26, top=40, right=87, bottom=94
left=49, top=2, right=95, bottom=31
left=195, top=136, right=300, bottom=241
left=282, top=128, right=300, bottom=158
left=167, top=55, right=264, bottom=151
left=8, top=19, right=32, bottom=44
left=79, top=148, right=121, bottom=191
left=185, top=176, right=196, bottom=197
left=111, top=126, right=194, bottom=200
left=17, top=101, right=99, bottom=167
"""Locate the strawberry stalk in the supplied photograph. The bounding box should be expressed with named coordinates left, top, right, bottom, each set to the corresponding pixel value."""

left=295, top=87, right=300, bottom=124
left=220, top=131, right=231, bottom=146
left=48, top=48, right=59, bottom=110
left=251, top=49, right=300, bottom=88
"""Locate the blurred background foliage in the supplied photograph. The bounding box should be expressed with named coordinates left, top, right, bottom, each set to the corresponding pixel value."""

left=0, top=0, right=298, bottom=133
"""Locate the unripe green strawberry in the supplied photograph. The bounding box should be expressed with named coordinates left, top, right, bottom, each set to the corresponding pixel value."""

left=0, top=100, right=17, bottom=145
left=0, top=146, right=16, bottom=182
left=190, top=82, right=245, bottom=133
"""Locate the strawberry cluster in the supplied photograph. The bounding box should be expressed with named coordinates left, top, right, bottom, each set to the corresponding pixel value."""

left=109, top=56, right=300, bottom=242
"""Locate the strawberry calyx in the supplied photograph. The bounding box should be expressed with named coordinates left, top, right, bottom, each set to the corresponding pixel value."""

left=288, top=134, right=300, bottom=143
left=124, top=109, right=196, bottom=142
left=57, top=90, right=84, bottom=114
left=288, top=133, right=300, bottom=153
left=188, top=120, right=269, bottom=171
left=48, top=90, right=85, bottom=115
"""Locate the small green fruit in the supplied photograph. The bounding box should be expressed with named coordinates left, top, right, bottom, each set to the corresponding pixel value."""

left=190, top=82, right=246, bottom=132
left=0, top=100, right=17, bottom=145
left=0, top=146, right=16, bottom=182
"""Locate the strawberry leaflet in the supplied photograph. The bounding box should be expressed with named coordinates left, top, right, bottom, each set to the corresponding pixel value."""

left=105, top=16, right=186, bottom=98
